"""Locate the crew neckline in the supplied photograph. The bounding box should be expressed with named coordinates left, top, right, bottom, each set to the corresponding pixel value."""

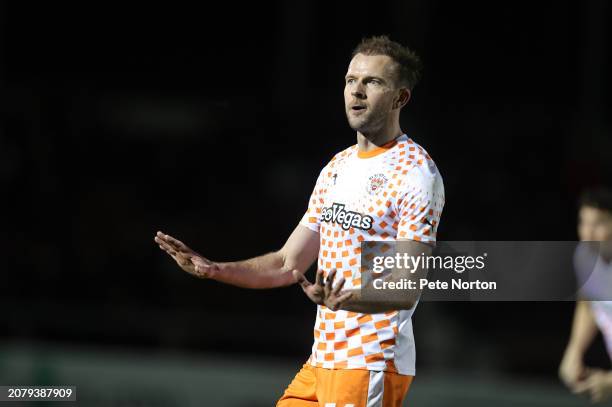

left=357, top=136, right=402, bottom=159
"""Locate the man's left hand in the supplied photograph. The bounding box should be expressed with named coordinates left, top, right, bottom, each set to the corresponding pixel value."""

left=294, top=268, right=352, bottom=311
left=574, top=368, right=612, bottom=403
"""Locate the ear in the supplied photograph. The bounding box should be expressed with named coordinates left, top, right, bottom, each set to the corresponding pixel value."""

left=393, top=88, right=411, bottom=110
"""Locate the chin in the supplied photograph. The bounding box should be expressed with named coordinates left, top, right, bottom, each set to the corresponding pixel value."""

left=350, top=122, right=376, bottom=134
left=348, top=122, right=365, bottom=133
left=347, top=117, right=368, bottom=132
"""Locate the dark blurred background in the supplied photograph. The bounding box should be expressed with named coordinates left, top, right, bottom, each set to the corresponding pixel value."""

left=1, top=1, right=612, bottom=405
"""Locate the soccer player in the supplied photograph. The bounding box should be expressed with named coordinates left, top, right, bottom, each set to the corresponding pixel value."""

left=560, top=187, right=612, bottom=403
left=155, top=35, right=445, bottom=407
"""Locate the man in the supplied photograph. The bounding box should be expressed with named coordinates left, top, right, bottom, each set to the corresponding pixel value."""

left=155, top=35, right=444, bottom=407
left=560, top=187, right=612, bottom=403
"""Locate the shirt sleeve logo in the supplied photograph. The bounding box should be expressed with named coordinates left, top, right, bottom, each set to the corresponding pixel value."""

left=367, top=173, right=389, bottom=195
left=321, top=202, right=373, bottom=231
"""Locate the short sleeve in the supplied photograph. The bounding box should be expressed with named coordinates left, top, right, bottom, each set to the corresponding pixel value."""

left=397, top=168, right=445, bottom=243
left=299, top=170, right=327, bottom=233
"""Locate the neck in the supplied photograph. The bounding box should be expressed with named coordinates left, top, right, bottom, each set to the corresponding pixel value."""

left=356, top=123, right=403, bottom=152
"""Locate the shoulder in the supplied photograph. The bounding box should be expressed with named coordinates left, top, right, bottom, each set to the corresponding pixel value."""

left=316, top=144, right=357, bottom=179
left=396, top=137, right=444, bottom=194
left=328, top=144, right=358, bottom=168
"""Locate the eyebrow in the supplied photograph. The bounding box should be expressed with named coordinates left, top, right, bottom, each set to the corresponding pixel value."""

left=345, top=74, right=387, bottom=84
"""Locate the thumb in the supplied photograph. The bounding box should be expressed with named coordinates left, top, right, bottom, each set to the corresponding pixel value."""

left=192, top=257, right=209, bottom=273
left=573, top=379, right=593, bottom=395
left=191, top=256, right=207, bottom=267
left=293, top=270, right=311, bottom=288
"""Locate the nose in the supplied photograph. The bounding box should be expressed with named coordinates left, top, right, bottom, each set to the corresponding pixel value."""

left=351, top=82, right=366, bottom=99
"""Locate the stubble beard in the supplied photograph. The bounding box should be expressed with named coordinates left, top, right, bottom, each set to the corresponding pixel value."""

left=346, top=108, right=386, bottom=136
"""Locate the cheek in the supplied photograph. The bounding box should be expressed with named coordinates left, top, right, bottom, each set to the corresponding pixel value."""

left=344, top=87, right=352, bottom=103
left=373, top=91, right=395, bottom=109
left=589, top=225, right=610, bottom=241
left=600, top=223, right=612, bottom=240
left=368, top=92, right=393, bottom=110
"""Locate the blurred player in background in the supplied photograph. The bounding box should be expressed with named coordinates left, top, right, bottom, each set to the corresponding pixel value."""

left=560, top=187, right=612, bottom=403
left=155, top=35, right=444, bottom=407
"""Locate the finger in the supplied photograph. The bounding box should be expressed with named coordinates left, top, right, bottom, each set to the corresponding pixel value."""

left=157, top=242, right=177, bottom=257
left=329, top=292, right=353, bottom=311
left=336, top=291, right=353, bottom=304
left=156, top=232, right=183, bottom=251
left=293, top=270, right=312, bottom=288
left=163, top=234, right=188, bottom=251
left=573, top=382, right=592, bottom=394
left=332, top=277, right=346, bottom=296
left=175, top=255, right=191, bottom=267
left=326, top=269, right=336, bottom=292
left=158, top=244, right=172, bottom=254
left=156, top=238, right=175, bottom=252
left=158, top=240, right=179, bottom=257
left=156, top=231, right=176, bottom=247
left=315, top=269, right=324, bottom=287
left=167, top=248, right=190, bottom=265
left=155, top=236, right=176, bottom=252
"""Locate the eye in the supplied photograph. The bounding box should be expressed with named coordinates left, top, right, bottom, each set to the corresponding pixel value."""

left=346, top=78, right=355, bottom=84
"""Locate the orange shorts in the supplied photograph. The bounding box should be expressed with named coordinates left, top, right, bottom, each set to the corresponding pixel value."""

left=277, top=363, right=413, bottom=407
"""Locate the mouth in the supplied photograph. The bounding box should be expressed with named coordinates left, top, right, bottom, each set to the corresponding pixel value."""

left=350, top=105, right=367, bottom=114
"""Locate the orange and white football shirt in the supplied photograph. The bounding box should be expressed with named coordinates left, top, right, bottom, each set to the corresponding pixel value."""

left=300, top=134, right=445, bottom=376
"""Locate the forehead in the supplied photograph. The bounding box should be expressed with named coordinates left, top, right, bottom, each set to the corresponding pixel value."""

left=346, top=53, right=398, bottom=79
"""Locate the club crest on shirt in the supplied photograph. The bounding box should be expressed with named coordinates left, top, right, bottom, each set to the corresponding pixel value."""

left=367, top=173, right=388, bottom=195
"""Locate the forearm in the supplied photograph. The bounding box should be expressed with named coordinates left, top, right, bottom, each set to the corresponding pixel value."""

left=340, top=272, right=419, bottom=313
left=339, top=242, right=429, bottom=313
left=156, top=226, right=317, bottom=289
left=207, top=225, right=318, bottom=289
left=565, top=301, right=598, bottom=357
left=339, top=288, right=415, bottom=313
left=213, top=251, right=296, bottom=289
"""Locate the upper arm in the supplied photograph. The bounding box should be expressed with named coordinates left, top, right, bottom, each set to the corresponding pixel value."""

left=396, top=238, right=434, bottom=253
left=279, top=224, right=320, bottom=275
left=396, top=164, right=445, bottom=242
left=396, top=238, right=434, bottom=280
left=284, top=166, right=327, bottom=273
left=299, top=168, right=327, bottom=234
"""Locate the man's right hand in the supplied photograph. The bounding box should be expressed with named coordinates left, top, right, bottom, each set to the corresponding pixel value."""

left=154, top=231, right=219, bottom=279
